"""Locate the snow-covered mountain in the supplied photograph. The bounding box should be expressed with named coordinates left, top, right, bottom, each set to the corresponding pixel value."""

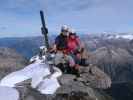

left=100, top=33, right=133, bottom=40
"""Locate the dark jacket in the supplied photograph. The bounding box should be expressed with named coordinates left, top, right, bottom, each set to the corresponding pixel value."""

left=55, top=34, right=68, bottom=50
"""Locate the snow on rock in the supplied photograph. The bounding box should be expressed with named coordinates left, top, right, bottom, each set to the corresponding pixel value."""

left=0, top=62, right=49, bottom=87
left=0, top=58, right=62, bottom=95
left=115, top=34, right=133, bottom=40
left=0, top=86, right=19, bottom=100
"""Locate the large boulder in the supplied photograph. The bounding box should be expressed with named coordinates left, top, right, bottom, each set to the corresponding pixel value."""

left=78, top=65, right=111, bottom=89
left=21, top=79, right=112, bottom=100
left=17, top=72, right=112, bottom=100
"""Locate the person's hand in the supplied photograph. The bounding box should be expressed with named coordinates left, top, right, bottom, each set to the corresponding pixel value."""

left=69, top=61, right=75, bottom=67
left=75, top=64, right=80, bottom=70
left=76, top=53, right=81, bottom=59
left=49, top=48, right=55, bottom=53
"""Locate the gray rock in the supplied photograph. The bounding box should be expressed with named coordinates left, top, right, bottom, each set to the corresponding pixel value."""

left=78, top=65, right=112, bottom=89
left=59, top=74, right=76, bottom=85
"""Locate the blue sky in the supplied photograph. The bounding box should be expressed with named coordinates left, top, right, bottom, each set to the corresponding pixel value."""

left=0, top=0, right=133, bottom=37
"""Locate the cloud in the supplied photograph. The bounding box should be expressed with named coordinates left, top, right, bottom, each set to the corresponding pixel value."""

left=1, top=0, right=132, bottom=14
left=0, top=0, right=105, bottom=14
left=0, top=0, right=133, bottom=37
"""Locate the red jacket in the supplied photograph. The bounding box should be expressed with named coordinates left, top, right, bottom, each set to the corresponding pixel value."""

left=67, top=37, right=80, bottom=53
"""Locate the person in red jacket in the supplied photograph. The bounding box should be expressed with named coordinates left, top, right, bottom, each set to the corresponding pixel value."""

left=67, top=29, right=82, bottom=74
left=67, top=29, right=82, bottom=53
left=67, top=29, right=88, bottom=68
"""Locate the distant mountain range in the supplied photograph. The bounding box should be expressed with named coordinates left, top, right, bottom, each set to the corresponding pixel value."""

left=0, top=37, right=43, bottom=59
left=0, top=35, right=57, bottom=59
left=0, top=33, right=133, bottom=58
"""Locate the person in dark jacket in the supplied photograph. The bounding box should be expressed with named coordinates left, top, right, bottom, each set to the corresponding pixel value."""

left=52, top=25, right=69, bottom=51
left=67, top=29, right=89, bottom=67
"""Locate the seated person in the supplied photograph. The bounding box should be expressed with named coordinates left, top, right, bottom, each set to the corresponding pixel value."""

left=51, top=25, right=77, bottom=74
left=52, top=25, right=69, bottom=52
left=67, top=29, right=89, bottom=67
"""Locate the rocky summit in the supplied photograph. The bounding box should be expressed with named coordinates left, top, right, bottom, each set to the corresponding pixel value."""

left=0, top=47, right=113, bottom=100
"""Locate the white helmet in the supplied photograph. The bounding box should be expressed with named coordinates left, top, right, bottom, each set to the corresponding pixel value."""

left=61, top=25, right=69, bottom=32
left=69, top=28, right=76, bottom=34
